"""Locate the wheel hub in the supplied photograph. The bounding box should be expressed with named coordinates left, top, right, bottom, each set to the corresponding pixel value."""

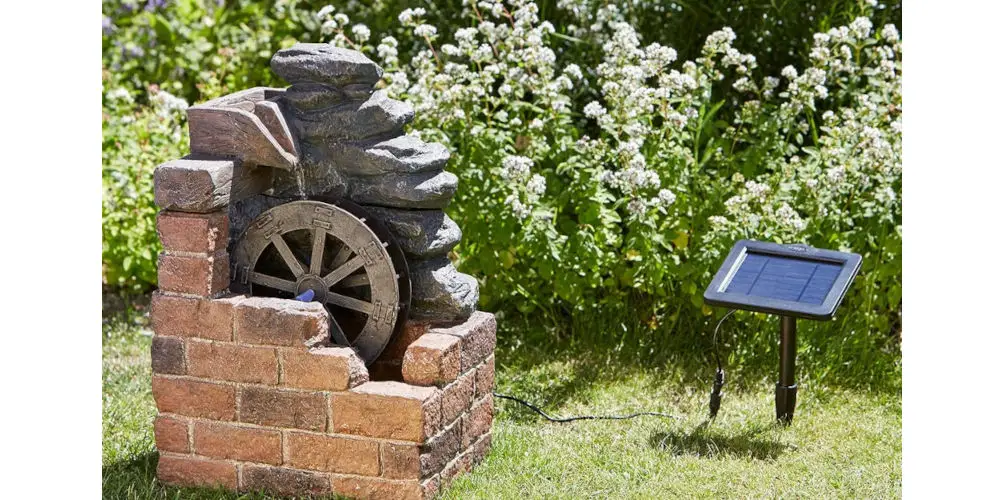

left=295, top=275, right=329, bottom=302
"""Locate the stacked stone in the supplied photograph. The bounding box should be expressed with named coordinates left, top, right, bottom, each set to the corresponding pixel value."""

left=268, top=43, right=478, bottom=322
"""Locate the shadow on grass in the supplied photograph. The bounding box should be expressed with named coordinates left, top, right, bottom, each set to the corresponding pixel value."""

left=647, top=425, right=791, bottom=461
left=101, top=452, right=280, bottom=500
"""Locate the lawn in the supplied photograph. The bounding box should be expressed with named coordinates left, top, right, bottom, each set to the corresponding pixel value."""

left=103, top=301, right=901, bottom=499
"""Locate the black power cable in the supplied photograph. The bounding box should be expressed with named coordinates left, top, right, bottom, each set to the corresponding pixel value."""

left=492, top=309, right=738, bottom=424
left=493, top=392, right=678, bottom=422
left=708, top=309, right=737, bottom=420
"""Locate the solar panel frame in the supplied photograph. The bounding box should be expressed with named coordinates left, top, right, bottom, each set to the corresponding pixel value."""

left=703, top=240, right=862, bottom=320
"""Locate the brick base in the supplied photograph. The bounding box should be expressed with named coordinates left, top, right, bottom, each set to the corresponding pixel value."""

left=151, top=292, right=495, bottom=499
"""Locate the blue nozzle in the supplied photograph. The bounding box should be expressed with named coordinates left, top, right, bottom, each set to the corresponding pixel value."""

left=295, top=289, right=316, bottom=302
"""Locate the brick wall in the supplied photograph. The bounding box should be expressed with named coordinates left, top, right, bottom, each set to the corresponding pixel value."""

left=151, top=158, right=495, bottom=498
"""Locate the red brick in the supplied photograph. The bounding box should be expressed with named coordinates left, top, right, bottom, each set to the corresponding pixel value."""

left=429, top=312, right=496, bottom=372
left=153, top=415, right=189, bottom=453
left=235, top=297, right=330, bottom=347
left=280, top=346, right=368, bottom=391
left=332, top=382, right=441, bottom=442
left=441, top=372, right=475, bottom=425
left=331, top=476, right=422, bottom=500
left=151, top=336, right=185, bottom=375
left=441, top=450, right=473, bottom=488
left=462, top=395, right=494, bottom=448
left=470, top=431, right=492, bottom=466
left=157, top=210, right=228, bottom=254
left=474, top=355, right=495, bottom=399
left=193, top=421, right=281, bottom=465
left=238, top=386, right=327, bottom=431
left=402, top=333, right=461, bottom=387
left=157, top=251, right=229, bottom=297
left=187, top=341, right=277, bottom=385
left=378, top=321, right=430, bottom=363
left=381, top=442, right=420, bottom=480
left=420, top=421, right=461, bottom=478
left=287, top=432, right=380, bottom=475
left=157, top=454, right=236, bottom=489
left=152, top=376, right=235, bottom=420
left=150, top=292, right=237, bottom=341
left=240, top=465, right=331, bottom=496
left=421, top=475, right=441, bottom=500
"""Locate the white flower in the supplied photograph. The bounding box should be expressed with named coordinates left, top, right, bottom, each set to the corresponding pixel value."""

left=881, top=24, right=899, bottom=43
left=627, top=198, right=647, bottom=215
left=152, top=90, right=188, bottom=112
left=564, top=63, right=583, bottom=80
left=398, top=7, right=426, bottom=25
left=583, top=101, right=607, bottom=118
left=321, top=20, right=337, bottom=35
left=656, top=189, right=677, bottom=206
left=455, top=27, right=477, bottom=44
left=351, top=24, right=370, bottom=43
left=334, top=13, right=349, bottom=27
left=106, top=87, right=132, bottom=102
left=527, top=174, right=546, bottom=196
left=745, top=180, right=770, bottom=198
left=850, top=17, right=873, bottom=39
left=316, top=5, right=334, bottom=19
left=826, top=166, right=846, bottom=183
left=781, top=65, right=798, bottom=80
left=529, top=118, right=544, bottom=130
left=709, top=215, right=729, bottom=226
left=704, top=27, right=736, bottom=53
left=414, top=24, right=437, bottom=38
left=500, top=155, right=533, bottom=181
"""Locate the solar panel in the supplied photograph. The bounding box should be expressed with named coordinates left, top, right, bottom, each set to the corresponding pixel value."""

left=703, top=240, right=862, bottom=320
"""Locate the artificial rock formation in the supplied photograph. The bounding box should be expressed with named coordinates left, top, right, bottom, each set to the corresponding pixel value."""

left=227, top=43, right=477, bottom=321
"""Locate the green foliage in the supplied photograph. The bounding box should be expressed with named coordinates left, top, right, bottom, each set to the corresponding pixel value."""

left=102, top=75, right=187, bottom=292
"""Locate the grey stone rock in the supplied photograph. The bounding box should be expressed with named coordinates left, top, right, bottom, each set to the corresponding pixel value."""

left=408, top=256, right=479, bottom=321
left=292, top=90, right=414, bottom=142
left=348, top=170, right=458, bottom=209
left=268, top=143, right=351, bottom=199
left=361, top=206, right=462, bottom=258
left=271, top=43, right=383, bottom=87
left=283, top=83, right=346, bottom=110
left=321, top=135, right=450, bottom=176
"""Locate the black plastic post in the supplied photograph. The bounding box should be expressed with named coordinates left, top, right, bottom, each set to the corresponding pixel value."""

left=775, top=315, right=798, bottom=424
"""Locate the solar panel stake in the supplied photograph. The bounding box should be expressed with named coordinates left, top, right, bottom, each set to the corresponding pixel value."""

left=704, top=240, right=862, bottom=425
left=776, top=315, right=797, bottom=425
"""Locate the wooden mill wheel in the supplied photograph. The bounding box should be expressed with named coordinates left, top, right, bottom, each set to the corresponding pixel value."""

left=232, top=200, right=408, bottom=364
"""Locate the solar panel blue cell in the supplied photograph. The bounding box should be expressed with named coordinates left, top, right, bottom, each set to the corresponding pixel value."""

left=724, top=252, right=842, bottom=305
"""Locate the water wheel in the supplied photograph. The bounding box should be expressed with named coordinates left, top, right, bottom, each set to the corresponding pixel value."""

left=231, top=200, right=409, bottom=364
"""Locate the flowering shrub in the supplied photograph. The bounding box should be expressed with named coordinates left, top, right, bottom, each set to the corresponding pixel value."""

left=321, top=0, right=899, bottom=313
left=102, top=72, right=189, bottom=292
left=102, top=0, right=901, bottom=382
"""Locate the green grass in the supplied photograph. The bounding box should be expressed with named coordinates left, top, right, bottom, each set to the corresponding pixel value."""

left=103, top=301, right=900, bottom=499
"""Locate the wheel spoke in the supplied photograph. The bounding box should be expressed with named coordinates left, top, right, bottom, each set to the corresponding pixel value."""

left=271, top=233, right=305, bottom=278
left=329, top=242, right=353, bottom=269
left=250, top=272, right=297, bottom=293
left=337, top=273, right=370, bottom=288
left=326, top=292, right=373, bottom=314
left=322, top=255, right=365, bottom=288
left=310, top=228, right=326, bottom=275
left=329, top=314, right=350, bottom=345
